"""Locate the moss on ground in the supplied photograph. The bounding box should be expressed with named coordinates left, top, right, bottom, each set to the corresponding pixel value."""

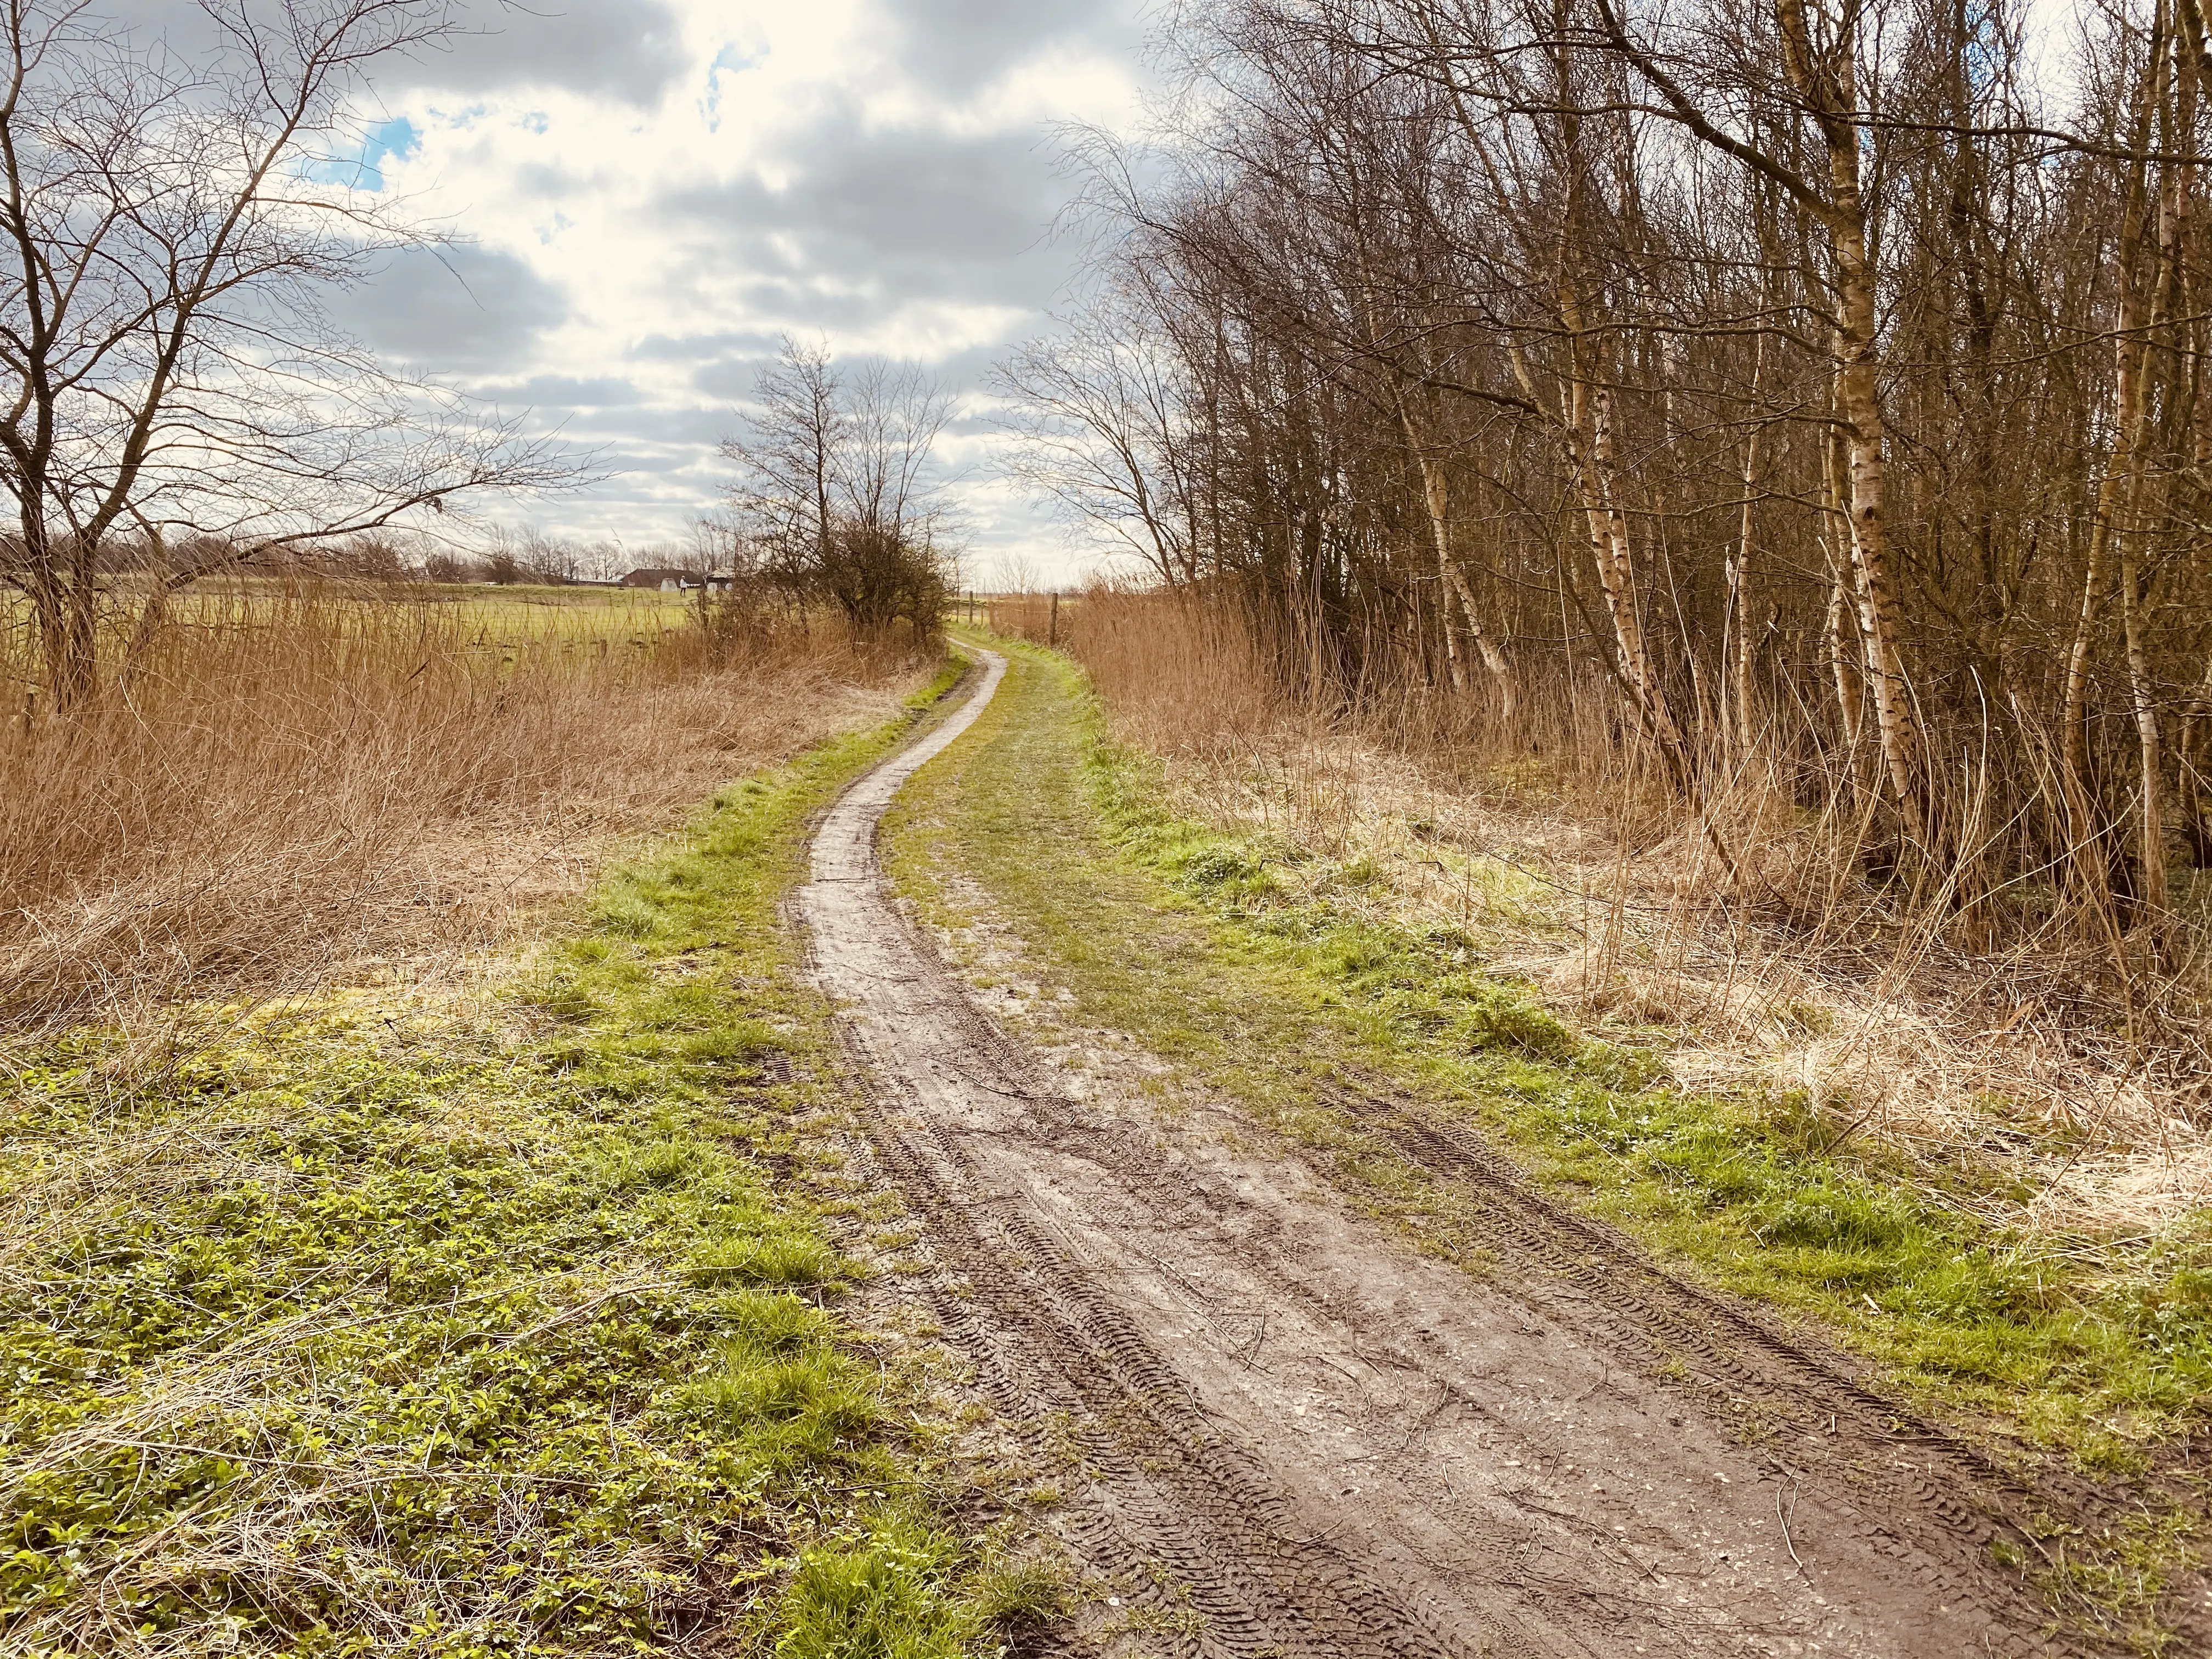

left=0, top=660, right=1041, bottom=1657
left=883, top=640, right=2210, bottom=1652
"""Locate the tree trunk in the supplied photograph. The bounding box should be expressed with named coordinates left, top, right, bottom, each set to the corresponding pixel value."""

left=1775, top=0, right=1926, bottom=843
left=1725, top=335, right=1766, bottom=766
left=1567, top=374, right=1688, bottom=773
left=1830, top=230, right=1923, bottom=844
left=1818, top=424, right=1876, bottom=801
left=2063, top=2, right=2166, bottom=909
left=2120, top=526, right=2167, bottom=930
left=2124, top=32, right=2193, bottom=944
left=1416, top=441, right=1468, bottom=694
left=25, top=517, right=97, bottom=709
left=1402, top=405, right=1514, bottom=716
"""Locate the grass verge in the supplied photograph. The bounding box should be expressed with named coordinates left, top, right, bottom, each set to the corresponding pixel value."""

left=882, top=639, right=2211, bottom=1654
left=0, top=658, right=1048, bottom=1657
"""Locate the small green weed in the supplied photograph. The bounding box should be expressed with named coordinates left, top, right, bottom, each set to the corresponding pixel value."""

left=886, top=640, right=2211, bottom=1645
left=770, top=1514, right=979, bottom=1659
left=970, top=1551, right=1074, bottom=1624
left=686, top=1229, right=853, bottom=1288
left=0, top=658, right=1024, bottom=1657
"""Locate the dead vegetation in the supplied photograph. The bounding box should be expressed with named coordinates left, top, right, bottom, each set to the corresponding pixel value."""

left=984, top=592, right=1068, bottom=649
left=988, top=0, right=2212, bottom=1262
left=0, top=580, right=922, bottom=1030
left=1064, top=588, right=2212, bottom=1242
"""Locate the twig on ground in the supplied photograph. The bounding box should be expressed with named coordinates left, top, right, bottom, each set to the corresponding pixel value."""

left=1778, top=1477, right=1810, bottom=1581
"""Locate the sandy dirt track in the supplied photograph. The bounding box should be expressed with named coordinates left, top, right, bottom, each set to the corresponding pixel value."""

left=797, top=650, right=2097, bottom=1657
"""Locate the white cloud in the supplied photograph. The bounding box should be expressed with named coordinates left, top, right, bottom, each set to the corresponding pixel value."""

left=338, top=0, right=1148, bottom=578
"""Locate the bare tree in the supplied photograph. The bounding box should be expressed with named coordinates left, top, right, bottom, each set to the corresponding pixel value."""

left=721, top=338, right=954, bottom=640
left=992, top=550, right=1044, bottom=594
left=722, top=335, right=844, bottom=586
left=1003, top=0, right=2212, bottom=959
left=995, top=295, right=1204, bottom=589
left=0, top=0, right=570, bottom=704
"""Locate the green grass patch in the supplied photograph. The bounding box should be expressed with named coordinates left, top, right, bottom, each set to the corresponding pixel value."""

left=884, top=639, right=2210, bottom=1641
left=0, top=654, right=1017, bottom=1657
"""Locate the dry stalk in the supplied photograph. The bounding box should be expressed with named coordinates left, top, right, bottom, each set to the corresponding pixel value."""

left=0, top=582, right=919, bottom=1030
left=1065, top=588, right=2212, bottom=1237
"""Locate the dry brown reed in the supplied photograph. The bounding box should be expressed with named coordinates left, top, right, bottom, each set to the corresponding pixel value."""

left=0, top=581, right=919, bottom=1029
left=984, top=591, right=1063, bottom=648
left=1063, top=586, right=2212, bottom=1236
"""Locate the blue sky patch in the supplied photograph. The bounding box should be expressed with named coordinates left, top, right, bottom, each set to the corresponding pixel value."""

left=304, top=116, right=421, bottom=192
left=701, top=42, right=763, bottom=133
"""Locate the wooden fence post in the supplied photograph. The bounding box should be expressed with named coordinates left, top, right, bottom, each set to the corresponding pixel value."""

left=1049, top=590, right=1059, bottom=648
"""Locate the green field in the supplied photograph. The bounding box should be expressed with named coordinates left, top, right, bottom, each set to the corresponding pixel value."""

left=1, top=582, right=701, bottom=693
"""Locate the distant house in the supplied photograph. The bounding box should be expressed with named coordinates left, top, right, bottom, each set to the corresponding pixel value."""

left=620, top=567, right=734, bottom=593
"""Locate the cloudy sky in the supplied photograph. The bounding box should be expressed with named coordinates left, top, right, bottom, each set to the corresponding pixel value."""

left=323, top=0, right=1153, bottom=582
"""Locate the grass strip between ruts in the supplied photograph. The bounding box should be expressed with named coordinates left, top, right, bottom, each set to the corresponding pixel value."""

left=0, top=656, right=1053, bottom=1657
left=882, top=638, right=2211, bottom=1656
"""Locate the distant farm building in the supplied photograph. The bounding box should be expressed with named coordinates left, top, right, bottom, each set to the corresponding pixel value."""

left=619, top=567, right=733, bottom=592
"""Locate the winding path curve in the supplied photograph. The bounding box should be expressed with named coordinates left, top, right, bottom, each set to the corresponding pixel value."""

left=796, top=648, right=2080, bottom=1658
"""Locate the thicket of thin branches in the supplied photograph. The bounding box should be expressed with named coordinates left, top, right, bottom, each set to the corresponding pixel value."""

left=1003, top=0, right=2212, bottom=1044
left=0, top=1, right=569, bottom=710
left=719, top=338, right=957, bottom=644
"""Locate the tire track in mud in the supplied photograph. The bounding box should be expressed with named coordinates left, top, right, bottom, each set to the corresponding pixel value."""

left=798, top=650, right=2113, bottom=1658
left=1312, top=1080, right=2063, bottom=1513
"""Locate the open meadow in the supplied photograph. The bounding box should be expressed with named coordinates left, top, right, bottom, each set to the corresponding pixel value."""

left=0, top=580, right=1071, bottom=1656
left=0, top=580, right=895, bottom=1028
left=12, top=0, right=2212, bottom=1646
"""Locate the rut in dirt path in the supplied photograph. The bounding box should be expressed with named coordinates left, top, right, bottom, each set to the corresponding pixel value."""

left=797, top=649, right=2091, bottom=1658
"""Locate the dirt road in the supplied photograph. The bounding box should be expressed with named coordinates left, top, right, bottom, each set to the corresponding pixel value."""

left=798, top=650, right=2081, bottom=1657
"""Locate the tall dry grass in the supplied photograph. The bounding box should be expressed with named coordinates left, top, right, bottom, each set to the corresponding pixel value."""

left=983, top=591, right=1064, bottom=648
left=0, top=582, right=920, bottom=1029
left=1063, top=586, right=2212, bottom=1235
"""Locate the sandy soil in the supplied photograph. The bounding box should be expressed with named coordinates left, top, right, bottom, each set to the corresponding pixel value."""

left=798, top=650, right=2104, bottom=1657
